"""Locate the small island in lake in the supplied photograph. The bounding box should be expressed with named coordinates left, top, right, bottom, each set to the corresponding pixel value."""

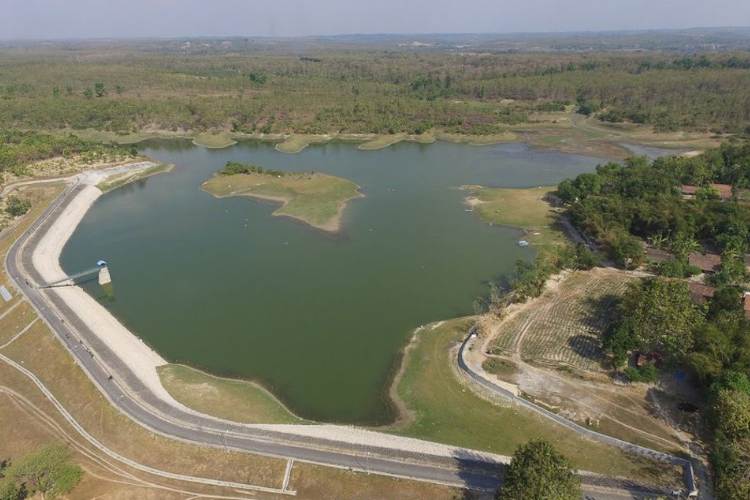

left=201, top=161, right=364, bottom=233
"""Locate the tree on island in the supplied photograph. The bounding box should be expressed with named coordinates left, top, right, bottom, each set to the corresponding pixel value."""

left=496, top=439, right=581, bottom=500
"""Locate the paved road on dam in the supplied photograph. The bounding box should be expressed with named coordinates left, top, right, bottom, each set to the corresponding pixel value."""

left=4, top=180, right=666, bottom=500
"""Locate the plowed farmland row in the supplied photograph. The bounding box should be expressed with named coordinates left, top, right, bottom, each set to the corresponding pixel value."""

left=491, top=269, right=639, bottom=371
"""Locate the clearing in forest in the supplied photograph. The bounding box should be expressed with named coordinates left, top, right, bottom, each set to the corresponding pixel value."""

left=490, top=268, right=639, bottom=371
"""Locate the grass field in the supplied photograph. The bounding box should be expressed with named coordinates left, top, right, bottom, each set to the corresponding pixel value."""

left=462, top=185, right=565, bottom=249
left=202, top=171, right=363, bottom=232
left=158, top=364, right=305, bottom=424
left=391, top=318, right=680, bottom=486
left=491, top=269, right=637, bottom=370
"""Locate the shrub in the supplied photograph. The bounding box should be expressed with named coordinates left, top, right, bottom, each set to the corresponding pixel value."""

left=623, top=366, right=642, bottom=382
left=639, top=363, right=660, bottom=382
left=4, top=196, right=31, bottom=217
left=220, top=161, right=285, bottom=177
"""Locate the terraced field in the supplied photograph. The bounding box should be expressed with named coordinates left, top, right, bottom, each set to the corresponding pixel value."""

left=491, top=269, right=639, bottom=371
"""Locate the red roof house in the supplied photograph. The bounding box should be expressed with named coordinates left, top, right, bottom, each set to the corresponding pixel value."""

left=681, top=184, right=733, bottom=200
left=689, top=252, right=722, bottom=273
left=689, top=282, right=716, bottom=304
left=645, top=247, right=674, bottom=264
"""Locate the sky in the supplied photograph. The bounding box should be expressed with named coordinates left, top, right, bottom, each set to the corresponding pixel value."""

left=1, top=0, right=749, bottom=40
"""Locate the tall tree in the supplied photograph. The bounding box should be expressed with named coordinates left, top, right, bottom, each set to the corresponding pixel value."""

left=617, top=277, right=705, bottom=359
left=5, top=444, right=82, bottom=500
left=496, top=439, right=581, bottom=500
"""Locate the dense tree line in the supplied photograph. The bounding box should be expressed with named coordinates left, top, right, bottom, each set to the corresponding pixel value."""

left=220, top=161, right=286, bottom=177
left=1, top=47, right=749, bottom=135
left=558, top=142, right=750, bottom=277
left=558, top=143, right=750, bottom=499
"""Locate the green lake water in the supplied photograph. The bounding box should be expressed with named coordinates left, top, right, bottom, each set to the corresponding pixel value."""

left=61, top=140, right=608, bottom=424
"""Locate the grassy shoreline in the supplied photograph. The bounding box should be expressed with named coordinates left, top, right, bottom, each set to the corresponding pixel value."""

left=462, top=185, right=565, bottom=249
left=158, top=364, right=305, bottom=424
left=53, top=120, right=715, bottom=159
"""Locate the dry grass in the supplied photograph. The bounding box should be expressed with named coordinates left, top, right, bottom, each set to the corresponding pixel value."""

left=491, top=269, right=637, bottom=370
left=290, top=463, right=471, bottom=500
left=481, top=268, right=687, bottom=454
left=158, top=364, right=305, bottom=424
left=0, top=327, right=287, bottom=486
left=0, top=301, right=38, bottom=345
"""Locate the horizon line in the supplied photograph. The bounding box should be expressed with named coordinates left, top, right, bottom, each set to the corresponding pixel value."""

left=2, top=25, right=750, bottom=44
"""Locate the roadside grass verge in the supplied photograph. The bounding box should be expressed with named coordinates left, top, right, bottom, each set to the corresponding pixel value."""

left=0, top=183, right=66, bottom=293
left=0, top=301, right=36, bottom=345
left=461, top=185, right=564, bottom=249
left=97, top=162, right=174, bottom=193
left=158, top=364, right=305, bottom=425
left=390, top=318, right=682, bottom=487
left=290, top=463, right=463, bottom=500
left=202, top=171, right=363, bottom=232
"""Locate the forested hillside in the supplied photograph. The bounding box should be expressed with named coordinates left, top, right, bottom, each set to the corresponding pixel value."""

left=1, top=42, right=749, bottom=136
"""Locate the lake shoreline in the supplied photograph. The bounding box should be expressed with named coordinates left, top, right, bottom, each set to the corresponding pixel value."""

left=54, top=138, right=622, bottom=424
left=63, top=123, right=718, bottom=161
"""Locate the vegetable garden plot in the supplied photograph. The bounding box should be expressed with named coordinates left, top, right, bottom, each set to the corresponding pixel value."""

left=491, top=269, right=638, bottom=371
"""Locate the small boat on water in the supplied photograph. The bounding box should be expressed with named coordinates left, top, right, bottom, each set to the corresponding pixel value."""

left=518, top=240, right=530, bottom=247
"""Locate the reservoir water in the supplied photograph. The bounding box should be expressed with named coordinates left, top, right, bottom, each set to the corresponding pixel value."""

left=61, top=140, right=607, bottom=424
